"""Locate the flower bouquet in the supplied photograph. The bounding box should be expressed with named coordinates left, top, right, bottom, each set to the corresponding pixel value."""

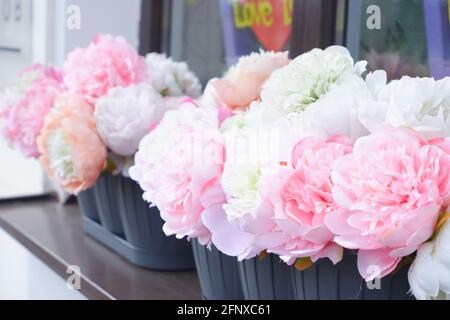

left=3, top=34, right=450, bottom=299
left=0, top=34, right=202, bottom=270
left=130, top=45, right=450, bottom=300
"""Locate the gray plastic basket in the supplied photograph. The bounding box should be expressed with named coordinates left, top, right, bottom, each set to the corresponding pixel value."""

left=93, top=174, right=124, bottom=236
left=115, top=177, right=195, bottom=270
left=191, top=239, right=244, bottom=300
left=78, top=174, right=194, bottom=270
left=238, top=254, right=295, bottom=300
left=77, top=187, right=100, bottom=223
left=290, top=252, right=415, bottom=300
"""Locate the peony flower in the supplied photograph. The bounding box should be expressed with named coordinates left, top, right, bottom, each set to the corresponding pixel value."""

left=359, top=76, right=450, bottom=139
left=261, top=46, right=366, bottom=115
left=212, top=50, right=289, bottom=111
left=298, top=71, right=386, bottom=140
left=94, top=83, right=182, bottom=156
left=37, top=94, right=107, bottom=194
left=129, top=101, right=225, bottom=245
left=326, top=127, right=450, bottom=280
left=0, top=64, right=63, bottom=158
left=220, top=115, right=305, bottom=259
left=267, top=136, right=353, bottom=265
left=219, top=100, right=283, bottom=133
left=408, top=214, right=450, bottom=300
left=63, top=34, right=148, bottom=103
left=145, top=53, right=202, bottom=98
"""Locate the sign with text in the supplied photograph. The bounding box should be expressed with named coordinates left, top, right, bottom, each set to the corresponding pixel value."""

left=220, top=0, right=293, bottom=67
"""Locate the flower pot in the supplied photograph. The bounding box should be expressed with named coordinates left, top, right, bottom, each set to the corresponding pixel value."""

left=238, top=254, right=295, bottom=300
left=77, top=187, right=100, bottom=223
left=191, top=239, right=244, bottom=300
left=93, top=174, right=124, bottom=236
left=115, top=177, right=195, bottom=270
left=290, top=253, right=415, bottom=300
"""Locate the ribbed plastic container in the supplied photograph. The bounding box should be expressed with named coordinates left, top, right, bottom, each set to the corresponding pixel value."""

left=93, top=174, right=124, bottom=236
left=192, top=239, right=244, bottom=300
left=290, top=253, right=415, bottom=300
left=77, top=187, right=100, bottom=223
left=115, top=177, right=195, bottom=270
left=238, top=254, right=295, bottom=300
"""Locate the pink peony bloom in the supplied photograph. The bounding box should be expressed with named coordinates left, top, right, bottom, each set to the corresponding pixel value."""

left=37, top=95, right=107, bottom=194
left=0, top=64, right=63, bottom=158
left=63, top=34, right=148, bottom=103
left=326, top=127, right=450, bottom=280
left=129, top=101, right=226, bottom=245
left=212, top=51, right=289, bottom=111
left=267, top=136, right=353, bottom=265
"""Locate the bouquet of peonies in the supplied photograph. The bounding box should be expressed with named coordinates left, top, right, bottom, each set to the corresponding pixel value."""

left=0, top=34, right=202, bottom=194
left=130, top=46, right=450, bottom=300
left=3, top=33, right=450, bottom=299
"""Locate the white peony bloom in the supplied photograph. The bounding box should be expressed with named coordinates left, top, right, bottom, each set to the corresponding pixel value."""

left=360, top=76, right=450, bottom=139
left=260, top=46, right=366, bottom=115
left=299, top=70, right=387, bottom=140
left=408, top=217, right=450, bottom=300
left=221, top=115, right=303, bottom=222
left=220, top=100, right=283, bottom=133
left=94, top=83, right=171, bottom=157
left=145, top=53, right=202, bottom=98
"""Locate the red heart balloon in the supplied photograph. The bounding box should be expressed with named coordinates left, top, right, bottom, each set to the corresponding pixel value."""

left=241, top=0, right=292, bottom=51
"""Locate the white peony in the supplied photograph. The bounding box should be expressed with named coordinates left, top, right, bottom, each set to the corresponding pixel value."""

left=220, top=101, right=283, bottom=133
left=408, top=216, right=450, bottom=300
left=260, top=46, right=366, bottom=115
left=360, top=76, right=450, bottom=139
left=145, top=53, right=202, bottom=98
left=221, top=115, right=303, bottom=222
left=94, top=83, right=171, bottom=157
left=298, top=70, right=387, bottom=140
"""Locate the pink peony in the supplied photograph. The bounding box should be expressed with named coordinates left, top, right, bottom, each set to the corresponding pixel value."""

left=267, top=136, right=353, bottom=265
left=0, top=64, right=63, bottom=158
left=129, top=101, right=226, bottom=245
left=326, top=127, right=450, bottom=280
left=212, top=51, right=289, bottom=111
left=37, top=95, right=107, bottom=194
left=63, top=34, right=148, bottom=103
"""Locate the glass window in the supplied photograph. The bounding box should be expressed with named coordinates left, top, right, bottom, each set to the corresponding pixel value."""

left=347, top=0, right=450, bottom=81
left=164, top=0, right=294, bottom=84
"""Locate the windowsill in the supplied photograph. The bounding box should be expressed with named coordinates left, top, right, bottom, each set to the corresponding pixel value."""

left=0, top=198, right=201, bottom=300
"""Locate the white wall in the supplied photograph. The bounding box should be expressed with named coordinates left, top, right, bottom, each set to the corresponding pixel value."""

left=0, top=0, right=141, bottom=199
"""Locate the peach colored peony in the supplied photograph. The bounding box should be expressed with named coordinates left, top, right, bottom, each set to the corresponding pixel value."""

left=62, top=34, right=148, bottom=103
left=267, top=136, right=353, bottom=265
left=130, top=101, right=226, bottom=245
left=212, top=50, right=289, bottom=111
left=326, top=127, right=450, bottom=280
left=0, top=64, right=63, bottom=158
left=37, top=95, right=107, bottom=194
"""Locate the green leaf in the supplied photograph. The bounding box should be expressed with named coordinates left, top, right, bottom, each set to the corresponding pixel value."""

left=294, top=257, right=313, bottom=272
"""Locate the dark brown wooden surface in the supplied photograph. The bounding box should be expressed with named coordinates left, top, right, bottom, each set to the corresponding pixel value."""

left=0, top=199, right=202, bottom=300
